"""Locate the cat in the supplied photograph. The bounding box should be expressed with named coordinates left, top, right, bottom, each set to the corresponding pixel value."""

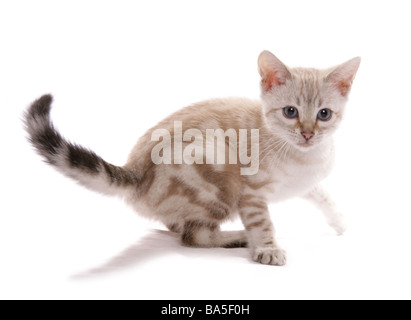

left=24, top=50, right=360, bottom=266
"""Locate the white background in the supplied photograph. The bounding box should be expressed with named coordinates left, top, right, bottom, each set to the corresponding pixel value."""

left=1, top=0, right=410, bottom=300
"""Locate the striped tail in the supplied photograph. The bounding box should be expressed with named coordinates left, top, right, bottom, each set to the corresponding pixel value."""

left=24, top=94, right=140, bottom=197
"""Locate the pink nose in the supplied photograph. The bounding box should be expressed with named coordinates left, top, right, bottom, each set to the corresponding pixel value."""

left=301, top=131, right=314, bottom=141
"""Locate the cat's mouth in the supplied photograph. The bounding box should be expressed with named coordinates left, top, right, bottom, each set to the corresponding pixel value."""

left=284, top=131, right=319, bottom=151
left=295, top=140, right=316, bottom=151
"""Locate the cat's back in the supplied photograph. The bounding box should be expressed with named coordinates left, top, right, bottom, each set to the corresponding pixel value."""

left=126, top=97, right=264, bottom=167
left=155, top=97, right=263, bottom=132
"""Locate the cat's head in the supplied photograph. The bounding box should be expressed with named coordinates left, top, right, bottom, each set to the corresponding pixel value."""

left=258, top=50, right=360, bottom=152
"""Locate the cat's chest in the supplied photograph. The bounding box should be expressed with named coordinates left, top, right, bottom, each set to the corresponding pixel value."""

left=253, top=153, right=334, bottom=202
left=275, top=163, right=327, bottom=199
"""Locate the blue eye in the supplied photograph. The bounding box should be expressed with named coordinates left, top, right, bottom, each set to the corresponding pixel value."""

left=317, top=109, right=332, bottom=121
left=283, top=106, right=298, bottom=119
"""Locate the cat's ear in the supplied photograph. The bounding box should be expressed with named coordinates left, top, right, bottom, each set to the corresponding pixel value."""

left=326, top=57, right=361, bottom=96
left=258, top=51, right=291, bottom=92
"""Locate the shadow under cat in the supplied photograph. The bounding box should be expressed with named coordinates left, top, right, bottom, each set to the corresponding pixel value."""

left=72, top=229, right=250, bottom=279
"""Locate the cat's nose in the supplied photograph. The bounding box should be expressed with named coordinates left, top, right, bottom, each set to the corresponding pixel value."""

left=301, top=131, right=314, bottom=141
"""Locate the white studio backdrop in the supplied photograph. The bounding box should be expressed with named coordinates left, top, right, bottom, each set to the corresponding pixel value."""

left=1, top=0, right=410, bottom=299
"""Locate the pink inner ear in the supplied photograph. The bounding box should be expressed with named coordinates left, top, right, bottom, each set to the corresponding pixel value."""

left=327, top=57, right=361, bottom=97
left=335, top=80, right=352, bottom=96
left=328, top=71, right=355, bottom=97
left=262, top=71, right=285, bottom=92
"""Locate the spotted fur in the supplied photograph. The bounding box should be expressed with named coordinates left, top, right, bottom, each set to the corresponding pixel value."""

left=24, top=51, right=360, bottom=266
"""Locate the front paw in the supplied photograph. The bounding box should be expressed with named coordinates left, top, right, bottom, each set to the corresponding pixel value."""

left=252, top=247, right=287, bottom=266
left=328, top=211, right=348, bottom=235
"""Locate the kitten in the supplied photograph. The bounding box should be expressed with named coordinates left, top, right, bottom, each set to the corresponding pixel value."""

left=24, top=50, right=360, bottom=266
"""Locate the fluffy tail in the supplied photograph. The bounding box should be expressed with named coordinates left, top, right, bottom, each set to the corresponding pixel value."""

left=24, top=94, right=140, bottom=197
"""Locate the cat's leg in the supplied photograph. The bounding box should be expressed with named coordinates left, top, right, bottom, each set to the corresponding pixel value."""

left=166, top=223, right=182, bottom=233
left=303, top=185, right=347, bottom=235
left=181, top=220, right=248, bottom=248
left=238, top=195, right=286, bottom=266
